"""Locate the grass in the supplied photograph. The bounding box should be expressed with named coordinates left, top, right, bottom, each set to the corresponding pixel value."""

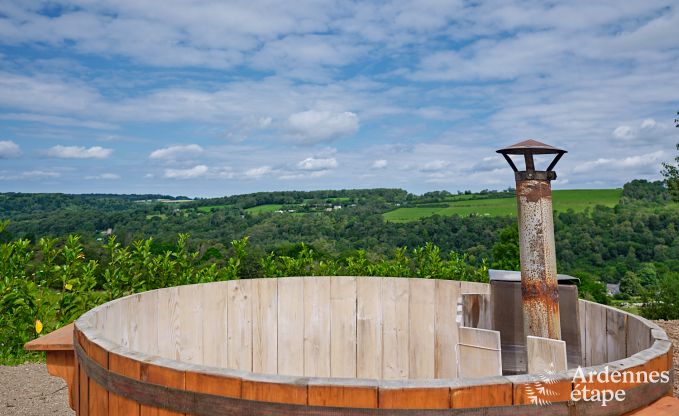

left=551, top=189, right=622, bottom=212
left=610, top=298, right=642, bottom=315
left=384, top=189, right=622, bottom=223
left=245, top=204, right=284, bottom=214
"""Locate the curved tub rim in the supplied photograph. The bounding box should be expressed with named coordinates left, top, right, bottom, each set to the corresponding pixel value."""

left=74, top=278, right=673, bottom=392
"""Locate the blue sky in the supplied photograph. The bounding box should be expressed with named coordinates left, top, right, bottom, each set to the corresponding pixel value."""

left=0, top=1, right=677, bottom=197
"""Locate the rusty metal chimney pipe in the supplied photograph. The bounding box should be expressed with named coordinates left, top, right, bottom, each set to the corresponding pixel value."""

left=497, top=140, right=567, bottom=341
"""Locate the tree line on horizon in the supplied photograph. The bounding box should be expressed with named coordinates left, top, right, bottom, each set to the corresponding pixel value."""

left=1, top=140, right=679, bottom=364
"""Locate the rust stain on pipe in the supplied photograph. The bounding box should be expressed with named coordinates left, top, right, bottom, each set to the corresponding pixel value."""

left=516, top=179, right=562, bottom=340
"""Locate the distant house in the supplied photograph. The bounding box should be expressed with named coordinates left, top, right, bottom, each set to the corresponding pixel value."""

left=333, top=205, right=342, bottom=210
left=607, top=283, right=620, bottom=296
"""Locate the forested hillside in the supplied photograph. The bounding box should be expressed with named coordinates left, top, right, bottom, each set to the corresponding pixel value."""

left=1, top=179, right=678, bottom=363
left=2, top=181, right=676, bottom=287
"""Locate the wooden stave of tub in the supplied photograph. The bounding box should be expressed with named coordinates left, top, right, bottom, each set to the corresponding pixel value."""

left=73, top=276, right=674, bottom=415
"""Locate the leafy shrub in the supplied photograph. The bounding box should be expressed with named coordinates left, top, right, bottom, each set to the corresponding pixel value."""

left=0, top=226, right=488, bottom=364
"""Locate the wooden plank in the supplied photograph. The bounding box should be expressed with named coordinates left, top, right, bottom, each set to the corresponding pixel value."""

left=157, top=287, right=181, bottom=360
left=140, top=362, right=185, bottom=416
left=76, top=330, right=89, bottom=416
left=25, top=323, right=74, bottom=351
left=435, top=280, right=459, bottom=379
left=512, top=374, right=572, bottom=405
left=450, top=379, right=513, bottom=409
left=185, top=371, right=241, bottom=398
left=45, top=350, right=70, bottom=378
left=87, top=340, right=109, bottom=416
left=177, top=285, right=203, bottom=365
left=109, top=351, right=141, bottom=415
left=227, top=280, right=253, bottom=372
left=307, top=380, right=377, bottom=408
left=241, top=378, right=307, bottom=405
left=460, top=281, right=490, bottom=294
left=116, top=298, right=130, bottom=349
left=461, top=294, right=491, bottom=329
left=252, top=279, right=277, bottom=374
left=277, top=277, right=304, bottom=376
left=526, top=335, right=567, bottom=374
left=607, top=307, right=627, bottom=362
left=457, top=327, right=502, bottom=378
left=139, top=290, right=159, bottom=356
left=379, top=384, right=450, bottom=409
left=558, top=285, right=582, bottom=369
left=357, top=277, right=382, bottom=379
left=627, top=316, right=652, bottom=356
left=586, top=302, right=607, bottom=366
left=578, top=300, right=587, bottom=366
left=490, top=281, right=525, bottom=375
left=381, top=278, right=409, bottom=380
left=103, top=303, right=119, bottom=346
left=73, top=343, right=80, bottom=412
left=408, top=278, right=435, bottom=379
left=125, top=295, right=142, bottom=351
left=303, top=277, right=330, bottom=377
left=330, top=276, right=357, bottom=378
left=45, top=350, right=77, bottom=409
left=201, top=282, right=228, bottom=368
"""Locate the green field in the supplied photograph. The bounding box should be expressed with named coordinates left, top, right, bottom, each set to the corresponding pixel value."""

left=384, top=189, right=622, bottom=222
left=245, top=204, right=284, bottom=214
left=196, top=204, right=233, bottom=212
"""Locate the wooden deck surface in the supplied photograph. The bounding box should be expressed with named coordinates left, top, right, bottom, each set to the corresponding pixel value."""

left=24, top=323, right=74, bottom=351
left=629, top=396, right=679, bottom=415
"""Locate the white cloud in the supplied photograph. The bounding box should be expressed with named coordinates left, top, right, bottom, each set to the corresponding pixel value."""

left=372, top=159, right=388, bottom=169
left=149, top=144, right=204, bottom=160
left=45, top=145, right=113, bottom=159
left=163, top=165, right=208, bottom=179
left=23, top=170, right=61, bottom=179
left=640, top=118, right=656, bottom=129
left=1, top=2, right=678, bottom=194
left=251, top=34, right=367, bottom=79
left=0, top=170, right=60, bottom=180
left=572, top=151, right=665, bottom=174
left=613, top=125, right=634, bottom=140
left=85, top=173, right=121, bottom=180
left=244, top=166, right=272, bottom=178
left=208, top=167, right=236, bottom=179
left=287, top=110, right=359, bottom=143
left=419, top=160, right=449, bottom=172
left=0, top=113, right=118, bottom=130
left=279, top=170, right=330, bottom=180
left=0, top=140, right=21, bottom=158
left=611, top=119, right=671, bottom=145
left=296, top=157, right=338, bottom=171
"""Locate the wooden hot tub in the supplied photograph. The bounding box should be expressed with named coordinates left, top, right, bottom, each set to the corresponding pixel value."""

left=29, top=276, right=674, bottom=414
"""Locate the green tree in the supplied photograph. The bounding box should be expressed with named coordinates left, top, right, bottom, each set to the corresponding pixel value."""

left=574, top=271, right=608, bottom=304
left=619, top=271, right=642, bottom=297
left=662, top=143, right=679, bottom=202
left=491, top=226, right=520, bottom=271
left=641, top=272, right=679, bottom=320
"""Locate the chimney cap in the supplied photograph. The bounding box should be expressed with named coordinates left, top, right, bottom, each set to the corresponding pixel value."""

left=496, top=139, right=566, bottom=156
